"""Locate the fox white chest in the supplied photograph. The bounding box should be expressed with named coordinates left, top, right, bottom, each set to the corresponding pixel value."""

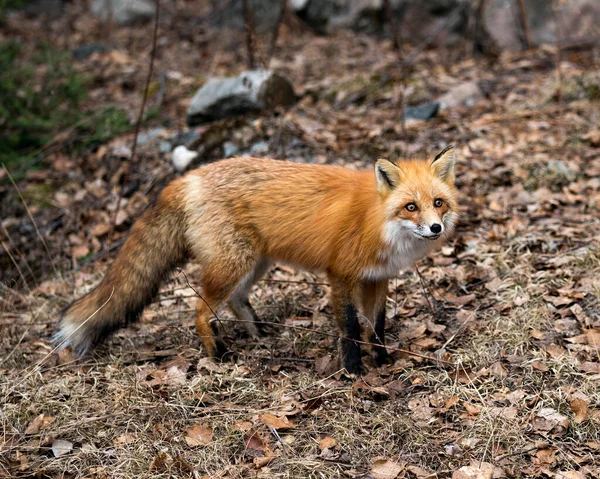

left=359, top=221, right=433, bottom=281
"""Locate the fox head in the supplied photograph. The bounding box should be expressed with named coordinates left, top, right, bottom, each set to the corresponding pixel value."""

left=375, top=146, right=458, bottom=243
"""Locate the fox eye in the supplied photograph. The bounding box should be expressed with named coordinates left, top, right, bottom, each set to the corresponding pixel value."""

left=434, top=198, right=444, bottom=208
left=405, top=203, right=418, bottom=212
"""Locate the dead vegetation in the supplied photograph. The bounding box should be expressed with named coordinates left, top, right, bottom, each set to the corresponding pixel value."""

left=1, top=2, right=600, bottom=478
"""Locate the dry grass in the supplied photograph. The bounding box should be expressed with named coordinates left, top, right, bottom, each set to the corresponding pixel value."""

left=2, top=7, right=600, bottom=478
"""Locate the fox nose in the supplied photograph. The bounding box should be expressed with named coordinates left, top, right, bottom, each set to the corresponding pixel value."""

left=430, top=223, right=442, bottom=234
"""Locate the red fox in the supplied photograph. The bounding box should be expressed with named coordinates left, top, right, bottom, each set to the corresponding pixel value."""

left=56, top=146, right=458, bottom=374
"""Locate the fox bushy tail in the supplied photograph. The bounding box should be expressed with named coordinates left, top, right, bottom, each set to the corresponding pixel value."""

left=56, top=182, right=188, bottom=354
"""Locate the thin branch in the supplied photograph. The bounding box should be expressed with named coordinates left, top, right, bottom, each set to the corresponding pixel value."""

left=2, top=164, right=62, bottom=283
left=552, top=1, right=563, bottom=104
left=214, top=317, right=453, bottom=366
left=267, top=0, right=287, bottom=65
left=242, top=0, right=256, bottom=69
left=515, top=0, right=533, bottom=50
left=108, top=0, right=160, bottom=244
left=1, top=240, right=30, bottom=293
left=383, top=0, right=400, bottom=52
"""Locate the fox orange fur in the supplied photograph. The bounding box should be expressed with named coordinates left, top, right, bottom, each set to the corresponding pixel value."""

left=57, top=146, right=458, bottom=373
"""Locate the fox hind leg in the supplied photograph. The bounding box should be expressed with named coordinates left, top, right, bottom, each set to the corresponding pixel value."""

left=228, top=258, right=271, bottom=338
left=194, top=257, right=259, bottom=360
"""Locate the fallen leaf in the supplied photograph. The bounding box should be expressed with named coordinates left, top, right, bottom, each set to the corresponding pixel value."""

left=555, top=471, right=586, bottom=479
left=259, top=413, right=295, bottom=430
left=319, top=436, right=337, bottom=450
left=531, top=360, right=549, bottom=372
left=532, top=408, right=569, bottom=434
left=253, top=455, right=275, bottom=468
left=148, top=452, right=172, bottom=472
left=114, top=433, right=137, bottom=446
left=51, top=439, right=73, bottom=457
left=452, top=461, right=494, bottom=479
left=184, top=425, right=213, bottom=447
left=25, top=414, right=55, bottom=434
left=578, top=362, right=600, bottom=374
left=371, top=457, right=405, bottom=479
left=569, top=393, right=590, bottom=424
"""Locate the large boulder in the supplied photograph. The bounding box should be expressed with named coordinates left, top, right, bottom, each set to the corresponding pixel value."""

left=186, top=70, right=297, bottom=125
left=484, top=0, right=600, bottom=50
left=91, top=0, right=156, bottom=25
left=209, top=0, right=285, bottom=33
left=293, top=0, right=471, bottom=44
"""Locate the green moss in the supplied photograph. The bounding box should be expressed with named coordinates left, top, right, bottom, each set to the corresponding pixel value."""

left=0, top=40, right=132, bottom=170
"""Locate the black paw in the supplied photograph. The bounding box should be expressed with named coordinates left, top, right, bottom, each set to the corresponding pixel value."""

left=342, top=342, right=365, bottom=375
left=214, top=338, right=234, bottom=362
left=374, top=347, right=394, bottom=367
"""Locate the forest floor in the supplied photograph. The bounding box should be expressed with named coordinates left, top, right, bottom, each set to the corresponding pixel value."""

left=1, top=2, right=600, bottom=478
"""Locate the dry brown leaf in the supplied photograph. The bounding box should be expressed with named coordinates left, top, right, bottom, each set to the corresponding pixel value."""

left=232, top=420, right=253, bottom=432
left=579, top=362, right=600, bottom=374
left=114, top=433, right=137, bottom=446
left=371, top=457, right=405, bottom=479
left=184, top=425, right=213, bottom=447
left=25, top=414, right=55, bottom=435
left=445, top=395, right=459, bottom=409
left=452, top=461, right=494, bottom=479
left=532, top=408, right=569, bottom=434
left=148, top=452, right=173, bottom=472
left=556, top=470, right=586, bottom=479
left=569, top=393, right=590, bottom=424
left=319, top=436, right=337, bottom=450
left=259, top=413, right=295, bottom=430
left=531, top=360, right=549, bottom=372
left=463, top=402, right=481, bottom=416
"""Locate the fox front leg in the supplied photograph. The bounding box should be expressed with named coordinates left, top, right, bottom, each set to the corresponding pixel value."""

left=361, top=280, right=393, bottom=367
left=328, top=274, right=364, bottom=375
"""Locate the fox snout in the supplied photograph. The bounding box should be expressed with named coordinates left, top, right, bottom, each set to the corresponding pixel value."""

left=430, top=223, right=442, bottom=234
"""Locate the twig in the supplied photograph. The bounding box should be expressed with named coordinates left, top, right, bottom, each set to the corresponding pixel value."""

left=1, top=288, right=114, bottom=401
left=515, top=0, right=533, bottom=50
left=208, top=317, right=453, bottom=366
left=2, top=164, right=62, bottom=283
left=242, top=0, right=256, bottom=69
left=267, top=0, right=287, bottom=65
left=1, top=240, right=30, bottom=293
left=413, top=263, right=437, bottom=316
left=177, top=269, right=222, bottom=328
left=267, top=426, right=287, bottom=463
left=108, top=0, right=160, bottom=244
left=383, top=0, right=400, bottom=52
left=495, top=445, right=539, bottom=462
left=552, top=1, right=563, bottom=104
left=179, top=269, right=451, bottom=365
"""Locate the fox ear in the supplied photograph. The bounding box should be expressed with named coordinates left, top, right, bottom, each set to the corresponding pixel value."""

left=431, top=145, right=456, bottom=184
left=375, top=158, right=401, bottom=194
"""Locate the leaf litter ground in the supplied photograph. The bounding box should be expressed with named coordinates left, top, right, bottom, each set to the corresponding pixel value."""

left=1, top=5, right=600, bottom=479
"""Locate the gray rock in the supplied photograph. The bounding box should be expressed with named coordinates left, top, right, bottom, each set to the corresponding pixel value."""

left=159, top=141, right=172, bottom=154
left=210, top=0, right=284, bottom=33
left=222, top=142, right=239, bottom=158
left=484, top=0, right=600, bottom=50
left=186, top=70, right=297, bottom=126
left=249, top=141, right=269, bottom=155
left=293, top=0, right=470, bottom=44
left=438, top=81, right=483, bottom=110
left=73, top=44, right=114, bottom=61
left=91, top=0, right=156, bottom=25
left=22, top=0, right=64, bottom=16
left=404, top=101, right=440, bottom=121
